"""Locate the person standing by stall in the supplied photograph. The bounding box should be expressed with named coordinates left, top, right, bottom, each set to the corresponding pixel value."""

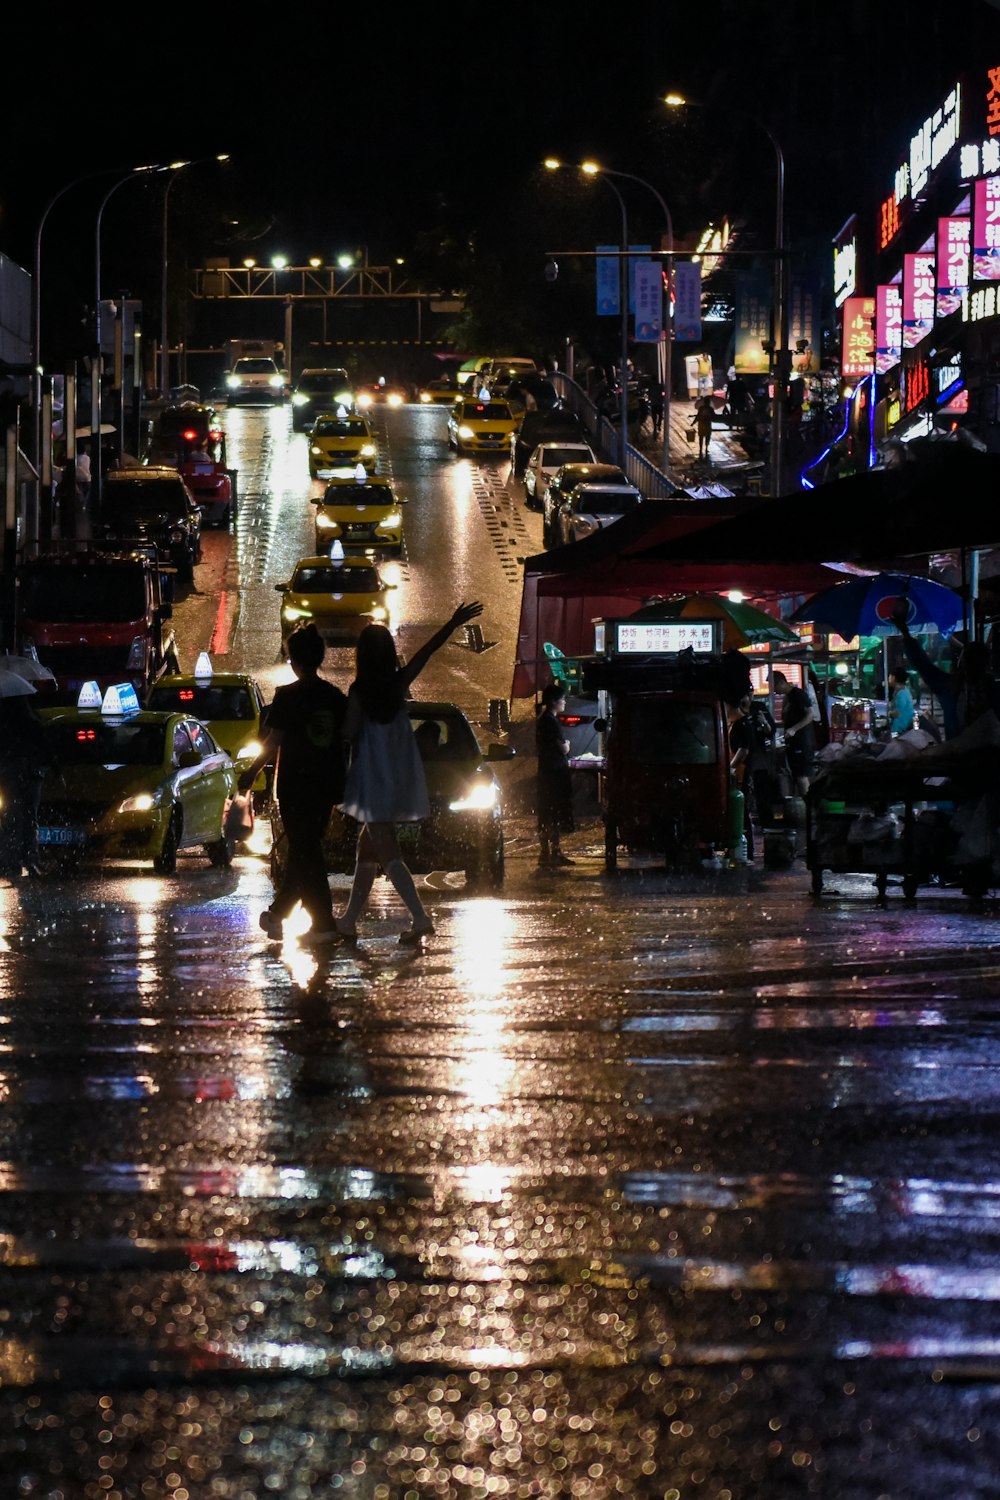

left=771, top=670, right=816, bottom=797
left=730, top=692, right=778, bottom=857
left=888, top=667, right=915, bottom=736
left=536, top=682, right=574, bottom=869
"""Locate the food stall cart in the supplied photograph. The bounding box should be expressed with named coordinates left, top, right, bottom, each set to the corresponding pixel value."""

left=806, top=745, right=1000, bottom=902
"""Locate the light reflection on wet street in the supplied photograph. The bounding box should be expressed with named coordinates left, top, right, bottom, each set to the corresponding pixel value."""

left=4, top=856, right=1000, bottom=1496
left=3, top=408, right=1000, bottom=1495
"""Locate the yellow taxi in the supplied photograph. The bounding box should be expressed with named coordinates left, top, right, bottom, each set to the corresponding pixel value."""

left=418, top=377, right=460, bottom=407
left=36, top=682, right=239, bottom=874
left=308, top=414, right=377, bottom=478
left=311, top=471, right=405, bottom=555
left=146, top=656, right=271, bottom=798
left=446, top=396, right=518, bottom=458
left=275, top=547, right=396, bottom=649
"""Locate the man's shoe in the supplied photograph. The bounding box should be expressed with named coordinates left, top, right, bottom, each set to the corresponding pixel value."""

left=550, top=852, right=574, bottom=866
left=259, top=910, right=284, bottom=940
left=303, top=925, right=341, bottom=947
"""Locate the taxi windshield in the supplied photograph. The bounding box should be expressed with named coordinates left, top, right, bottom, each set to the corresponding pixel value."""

left=148, top=684, right=256, bottom=719
left=23, top=566, right=148, bottom=623
left=46, top=719, right=166, bottom=766
left=322, top=485, right=389, bottom=506
left=463, top=403, right=511, bottom=420
left=292, top=566, right=381, bottom=593
left=315, top=420, right=366, bottom=437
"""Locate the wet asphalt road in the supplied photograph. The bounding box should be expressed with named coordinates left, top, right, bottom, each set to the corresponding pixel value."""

left=3, top=407, right=1000, bottom=1497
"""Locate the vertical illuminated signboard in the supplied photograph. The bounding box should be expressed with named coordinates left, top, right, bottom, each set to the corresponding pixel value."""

left=841, top=296, right=875, bottom=378
left=986, top=63, right=1000, bottom=136
left=973, top=176, right=1000, bottom=280
left=902, top=252, right=935, bottom=347
left=633, top=261, right=662, bottom=342
left=876, top=284, right=902, bottom=373
left=937, top=217, right=970, bottom=316
left=673, top=261, right=702, bottom=342
left=596, top=246, right=620, bottom=315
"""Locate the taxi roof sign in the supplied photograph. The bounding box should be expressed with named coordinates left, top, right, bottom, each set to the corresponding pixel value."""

left=353, top=463, right=367, bottom=482
left=77, top=681, right=103, bottom=710
left=101, top=682, right=141, bottom=717
left=194, top=651, right=213, bottom=679
left=330, top=539, right=345, bottom=564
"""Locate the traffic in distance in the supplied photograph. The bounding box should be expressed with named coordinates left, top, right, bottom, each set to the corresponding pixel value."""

left=3, top=352, right=634, bottom=889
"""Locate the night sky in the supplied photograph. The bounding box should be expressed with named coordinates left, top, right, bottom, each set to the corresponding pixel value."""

left=4, top=2, right=999, bottom=356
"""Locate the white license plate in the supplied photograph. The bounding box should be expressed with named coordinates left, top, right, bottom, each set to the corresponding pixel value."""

left=38, top=827, right=86, bottom=846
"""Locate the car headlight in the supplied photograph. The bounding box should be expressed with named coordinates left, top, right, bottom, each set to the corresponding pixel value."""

left=449, top=780, right=498, bottom=812
left=226, top=375, right=241, bottom=388
left=269, top=375, right=284, bottom=388
left=237, top=739, right=263, bottom=761
left=119, top=791, right=157, bottom=814
left=419, top=392, right=432, bottom=404
left=292, top=393, right=309, bottom=406
left=387, top=393, right=403, bottom=408
left=369, top=605, right=388, bottom=621
left=361, top=444, right=376, bottom=458
left=356, top=393, right=373, bottom=409
left=315, top=512, right=336, bottom=529
left=282, top=604, right=312, bottom=622
left=380, top=512, right=402, bottom=529
left=310, top=445, right=323, bottom=456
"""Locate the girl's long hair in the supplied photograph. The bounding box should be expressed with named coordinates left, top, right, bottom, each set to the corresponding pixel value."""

left=352, top=623, right=404, bottom=722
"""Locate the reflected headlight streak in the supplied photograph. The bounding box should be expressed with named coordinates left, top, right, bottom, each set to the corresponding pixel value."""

left=449, top=781, right=498, bottom=812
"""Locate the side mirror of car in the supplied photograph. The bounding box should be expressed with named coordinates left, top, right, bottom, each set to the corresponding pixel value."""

left=593, top=718, right=608, bottom=733
left=177, top=749, right=202, bottom=769
left=275, top=583, right=288, bottom=592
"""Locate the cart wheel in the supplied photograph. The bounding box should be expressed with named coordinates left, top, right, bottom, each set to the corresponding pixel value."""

left=811, top=866, right=824, bottom=897
left=604, top=817, right=618, bottom=872
left=902, top=875, right=919, bottom=901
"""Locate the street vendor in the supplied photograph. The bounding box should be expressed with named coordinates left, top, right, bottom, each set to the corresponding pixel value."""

left=893, top=610, right=1000, bottom=740
left=771, top=670, right=816, bottom=796
left=888, top=667, right=915, bottom=735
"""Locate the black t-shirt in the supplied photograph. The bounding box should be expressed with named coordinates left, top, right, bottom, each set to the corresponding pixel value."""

left=266, top=675, right=348, bottom=803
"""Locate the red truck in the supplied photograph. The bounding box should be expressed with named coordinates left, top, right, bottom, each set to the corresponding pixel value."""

left=18, top=543, right=178, bottom=703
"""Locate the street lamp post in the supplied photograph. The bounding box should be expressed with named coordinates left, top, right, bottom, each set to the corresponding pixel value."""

left=664, top=94, right=787, bottom=494
left=544, top=160, right=630, bottom=465
left=32, top=167, right=127, bottom=481
left=159, top=155, right=230, bottom=398
left=93, top=165, right=167, bottom=507
left=583, top=163, right=674, bottom=476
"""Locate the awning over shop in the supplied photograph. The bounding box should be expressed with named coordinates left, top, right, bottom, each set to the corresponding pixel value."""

left=512, top=502, right=840, bottom=698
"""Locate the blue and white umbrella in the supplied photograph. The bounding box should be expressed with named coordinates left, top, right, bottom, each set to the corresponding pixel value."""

left=789, top=572, right=964, bottom=639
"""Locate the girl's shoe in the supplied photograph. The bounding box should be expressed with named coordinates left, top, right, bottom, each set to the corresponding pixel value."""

left=399, top=923, right=434, bottom=945
left=334, top=917, right=359, bottom=942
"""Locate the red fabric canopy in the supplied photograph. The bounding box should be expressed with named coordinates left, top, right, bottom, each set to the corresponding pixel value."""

left=513, top=515, right=839, bottom=697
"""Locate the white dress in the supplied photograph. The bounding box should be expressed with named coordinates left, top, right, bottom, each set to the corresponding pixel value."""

left=340, top=706, right=429, bottom=823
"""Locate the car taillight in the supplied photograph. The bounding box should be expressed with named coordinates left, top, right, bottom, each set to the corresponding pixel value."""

left=559, top=714, right=587, bottom=726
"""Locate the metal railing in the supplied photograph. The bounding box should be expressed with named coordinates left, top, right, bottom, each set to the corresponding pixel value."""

left=548, top=373, right=676, bottom=499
